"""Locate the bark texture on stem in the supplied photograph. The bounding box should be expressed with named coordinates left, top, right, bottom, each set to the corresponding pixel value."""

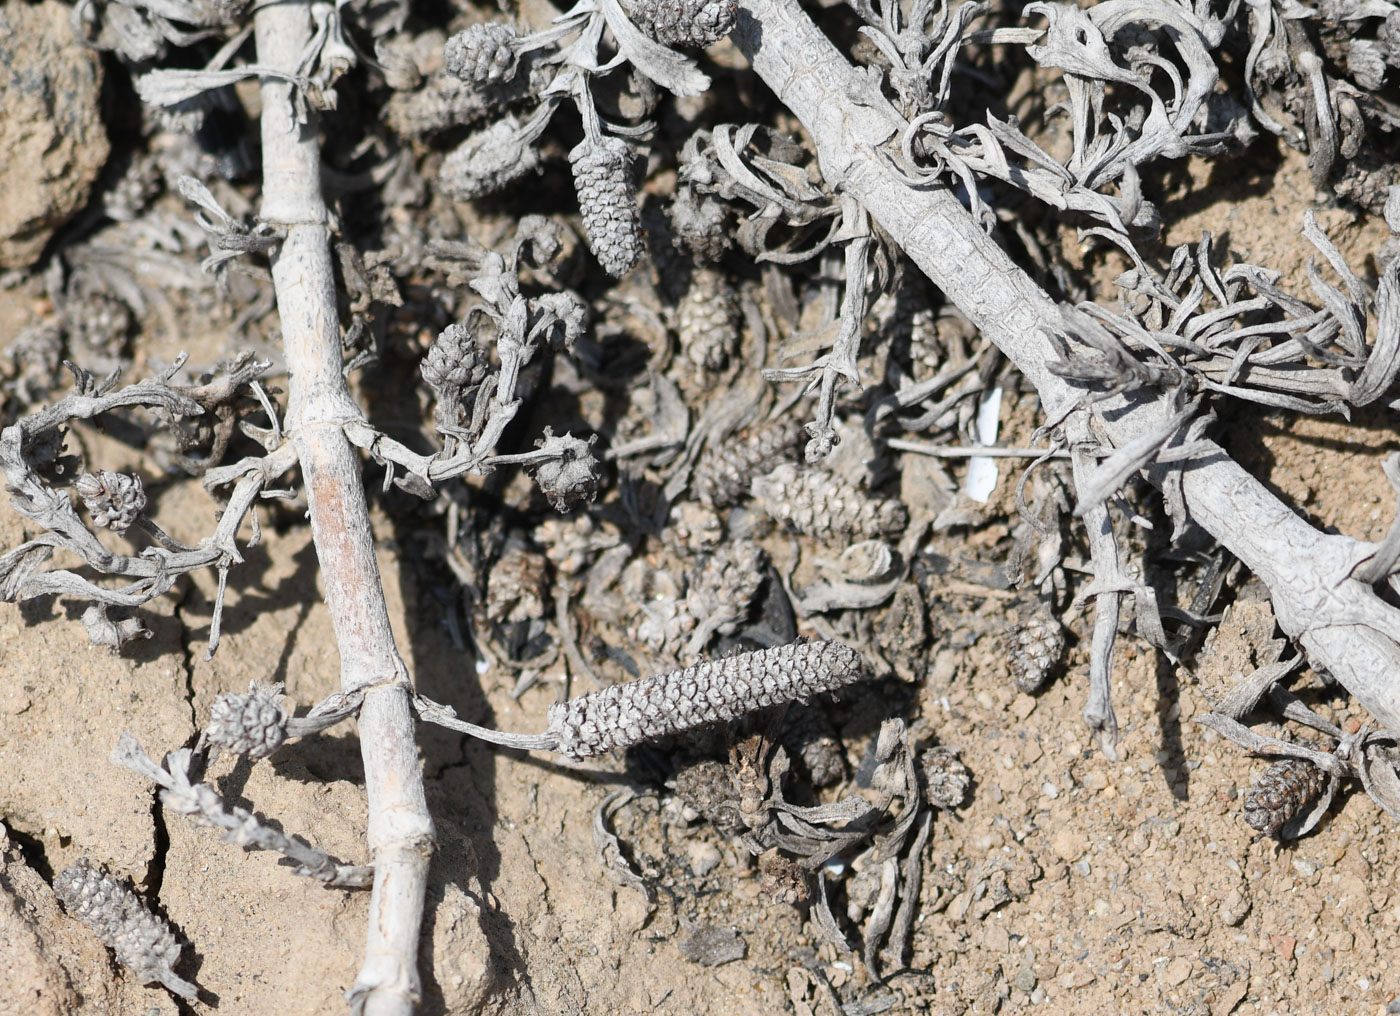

left=254, top=7, right=434, bottom=1014
left=733, top=0, right=1400, bottom=729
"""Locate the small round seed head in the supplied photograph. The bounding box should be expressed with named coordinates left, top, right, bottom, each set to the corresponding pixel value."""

left=569, top=135, right=642, bottom=277
left=1006, top=606, right=1066, bottom=694
left=531, top=291, right=588, bottom=352
left=75, top=471, right=147, bottom=534
left=54, top=859, right=196, bottom=999
left=674, top=758, right=744, bottom=835
left=669, top=189, right=730, bottom=261
left=439, top=117, right=541, bottom=201
left=422, top=322, right=488, bottom=397
left=66, top=291, right=133, bottom=354
left=684, top=540, right=766, bottom=635
left=206, top=681, right=290, bottom=758
left=781, top=701, right=845, bottom=788
left=920, top=746, right=970, bottom=809
left=622, top=0, right=738, bottom=48
left=444, top=23, right=520, bottom=85
left=531, top=431, right=604, bottom=513
left=1243, top=757, right=1329, bottom=836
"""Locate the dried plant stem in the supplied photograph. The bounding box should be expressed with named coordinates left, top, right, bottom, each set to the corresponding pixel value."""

left=255, top=6, right=432, bottom=1014
left=734, top=0, right=1400, bottom=730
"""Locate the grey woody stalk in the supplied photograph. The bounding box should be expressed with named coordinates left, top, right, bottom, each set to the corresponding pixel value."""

left=254, top=6, right=431, bottom=1015
left=733, top=0, right=1400, bottom=732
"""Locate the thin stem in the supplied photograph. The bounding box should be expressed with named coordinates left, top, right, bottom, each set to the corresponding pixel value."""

left=254, top=6, right=433, bottom=1015
left=733, top=0, right=1400, bottom=730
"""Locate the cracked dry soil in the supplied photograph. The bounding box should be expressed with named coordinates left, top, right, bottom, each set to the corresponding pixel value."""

left=4, top=12, right=1400, bottom=1016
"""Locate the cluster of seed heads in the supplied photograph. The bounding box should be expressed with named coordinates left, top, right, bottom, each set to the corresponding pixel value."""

left=75, top=470, right=146, bottom=534
left=546, top=640, right=868, bottom=760
left=677, top=267, right=739, bottom=371
left=569, top=135, right=642, bottom=277
left=205, top=682, right=290, bottom=759
left=1242, top=757, right=1329, bottom=836
left=621, top=0, right=738, bottom=48
left=444, top=23, right=520, bottom=85
left=1006, top=605, right=1067, bottom=694
left=751, top=463, right=908, bottom=540
left=54, top=859, right=197, bottom=1000
left=693, top=417, right=805, bottom=508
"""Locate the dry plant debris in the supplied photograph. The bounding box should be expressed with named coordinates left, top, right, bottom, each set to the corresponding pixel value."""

left=3, top=0, right=1400, bottom=1012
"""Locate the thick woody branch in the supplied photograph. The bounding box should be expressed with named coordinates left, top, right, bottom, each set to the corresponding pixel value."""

left=254, top=6, right=433, bottom=1014
left=733, top=0, right=1400, bottom=730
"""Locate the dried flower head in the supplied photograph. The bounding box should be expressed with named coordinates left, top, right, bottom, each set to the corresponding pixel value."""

left=677, top=267, right=739, bottom=371
left=751, top=463, right=908, bottom=540
left=422, top=322, right=487, bottom=397
left=920, top=746, right=970, bottom=809
left=485, top=544, right=549, bottom=624
left=781, top=701, right=845, bottom=788
left=206, top=681, right=290, bottom=758
left=693, top=417, right=804, bottom=508
left=54, top=858, right=198, bottom=1000
left=75, top=471, right=147, bottom=534
left=569, top=135, right=641, bottom=277
left=444, top=23, right=520, bottom=86
left=530, top=431, right=604, bottom=512
left=669, top=189, right=731, bottom=261
left=546, top=641, right=868, bottom=760
left=759, top=851, right=809, bottom=905
left=1007, top=605, right=1066, bottom=694
left=439, top=117, right=542, bottom=201
left=621, top=0, right=738, bottom=48
left=1243, top=757, right=1329, bottom=836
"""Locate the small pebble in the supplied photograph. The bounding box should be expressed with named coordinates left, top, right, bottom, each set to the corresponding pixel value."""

left=688, top=840, right=722, bottom=877
left=1219, top=887, right=1250, bottom=926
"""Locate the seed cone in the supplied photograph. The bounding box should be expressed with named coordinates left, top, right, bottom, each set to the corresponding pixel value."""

left=570, top=135, right=641, bottom=277
left=547, top=641, right=867, bottom=760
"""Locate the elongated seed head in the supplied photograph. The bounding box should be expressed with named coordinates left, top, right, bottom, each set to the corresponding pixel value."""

left=547, top=641, right=867, bottom=760
left=569, top=135, right=641, bottom=277
left=54, top=858, right=197, bottom=999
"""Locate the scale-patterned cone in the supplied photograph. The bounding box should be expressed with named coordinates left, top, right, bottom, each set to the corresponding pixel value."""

left=444, top=23, right=519, bottom=85
left=622, top=0, right=737, bottom=47
left=54, top=858, right=198, bottom=999
left=751, top=463, right=908, bottom=539
left=206, top=681, right=289, bottom=758
left=693, top=417, right=804, bottom=508
left=547, top=641, right=867, bottom=760
left=569, top=135, right=641, bottom=277
left=1243, top=757, right=1328, bottom=836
